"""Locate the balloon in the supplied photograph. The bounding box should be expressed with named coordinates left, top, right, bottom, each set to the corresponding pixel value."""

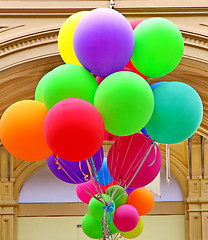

left=73, top=8, right=135, bottom=77
left=76, top=180, right=105, bottom=204
left=44, top=98, right=105, bottom=161
left=140, top=127, right=149, bottom=137
left=95, top=158, right=114, bottom=185
left=58, top=11, right=88, bottom=66
left=104, top=130, right=117, bottom=141
left=94, top=71, right=154, bottom=136
left=146, top=82, right=203, bottom=144
left=126, top=188, right=137, bottom=196
left=82, top=213, right=103, bottom=239
left=47, top=146, right=103, bottom=184
left=43, top=64, right=98, bottom=110
left=121, top=217, right=143, bottom=239
left=140, top=81, right=168, bottom=137
left=96, top=76, right=104, bottom=85
left=113, top=204, right=139, bottom=232
left=129, top=20, right=143, bottom=30
left=35, top=71, right=52, bottom=103
left=105, top=185, right=128, bottom=209
left=107, top=133, right=162, bottom=188
left=128, top=188, right=154, bottom=216
left=88, top=194, right=115, bottom=221
left=104, top=180, right=117, bottom=190
left=0, top=100, right=52, bottom=161
left=131, top=17, right=184, bottom=78
left=95, top=67, right=133, bottom=86
left=150, top=81, right=167, bottom=91
left=125, top=20, right=148, bottom=80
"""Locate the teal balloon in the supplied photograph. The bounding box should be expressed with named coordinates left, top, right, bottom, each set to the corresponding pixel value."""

left=94, top=71, right=154, bottom=136
left=35, top=71, right=52, bottom=103
left=88, top=194, right=115, bottom=221
left=145, top=82, right=203, bottom=144
left=43, top=64, right=98, bottom=110
left=82, top=213, right=103, bottom=239
left=131, top=18, right=184, bottom=78
left=105, top=185, right=128, bottom=209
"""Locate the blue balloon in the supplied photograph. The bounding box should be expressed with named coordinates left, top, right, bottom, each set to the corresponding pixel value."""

left=141, top=127, right=149, bottom=137
left=95, top=158, right=113, bottom=185
left=150, top=81, right=168, bottom=91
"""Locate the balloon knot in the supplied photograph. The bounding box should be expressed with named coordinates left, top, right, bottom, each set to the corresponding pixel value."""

left=103, top=202, right=114, bottom=223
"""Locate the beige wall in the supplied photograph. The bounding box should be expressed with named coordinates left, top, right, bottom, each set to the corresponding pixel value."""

left=17, top=215, right=185, bottom=240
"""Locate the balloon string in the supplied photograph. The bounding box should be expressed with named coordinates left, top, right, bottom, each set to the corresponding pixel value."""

left=79, top=161, right=89, bottom=181
left=90, top=156, right=103, bottom=194
left=148, top=142, right=157, bottom=167
left=121, top=137, right=148, bottom=183
left=54, top=155, right=77, bottom=184
left=54, top=155, right=103, bottom=203
left=86, top=159, right=107, bottom=205
left=114, top=143, right=154, bottom=202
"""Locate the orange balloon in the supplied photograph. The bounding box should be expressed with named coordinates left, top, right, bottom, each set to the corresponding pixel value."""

left=127, top=188, right=154, bottom=216
left=0, top=100, right=52, bottom=161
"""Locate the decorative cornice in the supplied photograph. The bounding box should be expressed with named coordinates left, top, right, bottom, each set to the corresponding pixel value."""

left=1, top=27, right=207, bottom=60
left=0, top=4, right=208, bottom=17
left=1, top=27, right=59, bottom=58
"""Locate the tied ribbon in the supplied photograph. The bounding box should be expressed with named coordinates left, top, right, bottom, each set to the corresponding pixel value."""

left=103, top=202, right=114, bottom=223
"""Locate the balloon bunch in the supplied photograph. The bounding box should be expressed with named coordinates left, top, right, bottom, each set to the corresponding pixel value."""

left=0, top=7, right=203, bottom=240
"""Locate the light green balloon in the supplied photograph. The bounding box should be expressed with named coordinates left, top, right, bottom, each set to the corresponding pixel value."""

left=145, top=82, right=203, bottom=144
left=94, top=71, right=154, bottom=136
left=88, top=194, right=115, bottom=221
left=131, top=17, right=184, bottom=78
left=105, top=185, right=128, bottom=209
left=82, top=213, right=103, bottom=239
left=35, top=71, right=52, bottom=103
left=43, top=64, right=98, bottom=110
left=121, top=217, right=143, bottom=239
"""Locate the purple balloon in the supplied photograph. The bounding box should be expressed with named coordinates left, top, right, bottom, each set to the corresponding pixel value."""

left=126, top=188, right=137, bottom=196
left=73, top=8, right=135, bottom=78
left=46, top=146, right=104, bottom=184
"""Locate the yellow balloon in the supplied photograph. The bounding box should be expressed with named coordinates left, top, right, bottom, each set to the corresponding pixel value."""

left=58, top=11, right=88, bottom=66
left=121, top=217, right=143, bottom=239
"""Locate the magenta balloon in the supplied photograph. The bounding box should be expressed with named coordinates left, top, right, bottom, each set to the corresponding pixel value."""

left=107, top=133, right=162, bottom=188
left=76, top=180, right=105, bottom=204
left=96, top=76, right=104, bottom=85
left=73, top=8, right=134, bottom=78
left=113, top=204, right=139, bottom=232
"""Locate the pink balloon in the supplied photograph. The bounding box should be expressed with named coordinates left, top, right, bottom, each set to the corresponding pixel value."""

left=107, top=133, right=162, bottom=188
left=76, top=180, right=105, bottom=204
left=96, top=76, right=104, bottom=85
left=113, top=204, right=139, bottom=232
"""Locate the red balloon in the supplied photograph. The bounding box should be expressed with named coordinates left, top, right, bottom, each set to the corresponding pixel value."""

left=44, top=98, right=105, bottom=161
left=130, top=20, right=143, bottom=30
left=107, top=133, right=162, bottom=188
left=125, top=20, right=148, bottom=80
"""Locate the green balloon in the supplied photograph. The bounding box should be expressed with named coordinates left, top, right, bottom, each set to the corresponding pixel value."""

left=145, top=82, right=203, bottom=144
left=35, top=71, right=52, bottom=103
left=82, top=213, right=103, bottom=239
left=108, top=220, right=119, bottom=235
left=94, top=71, right=154, bottom=136
left=121, top=217, right=143, bottom=239
left=105, top=186, right=128, bottom=209
left=43, top=64, right=98, bottom=110
left=131, top=17, right=184, bottom=78
left=88, top=194, right=115, bottom=221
